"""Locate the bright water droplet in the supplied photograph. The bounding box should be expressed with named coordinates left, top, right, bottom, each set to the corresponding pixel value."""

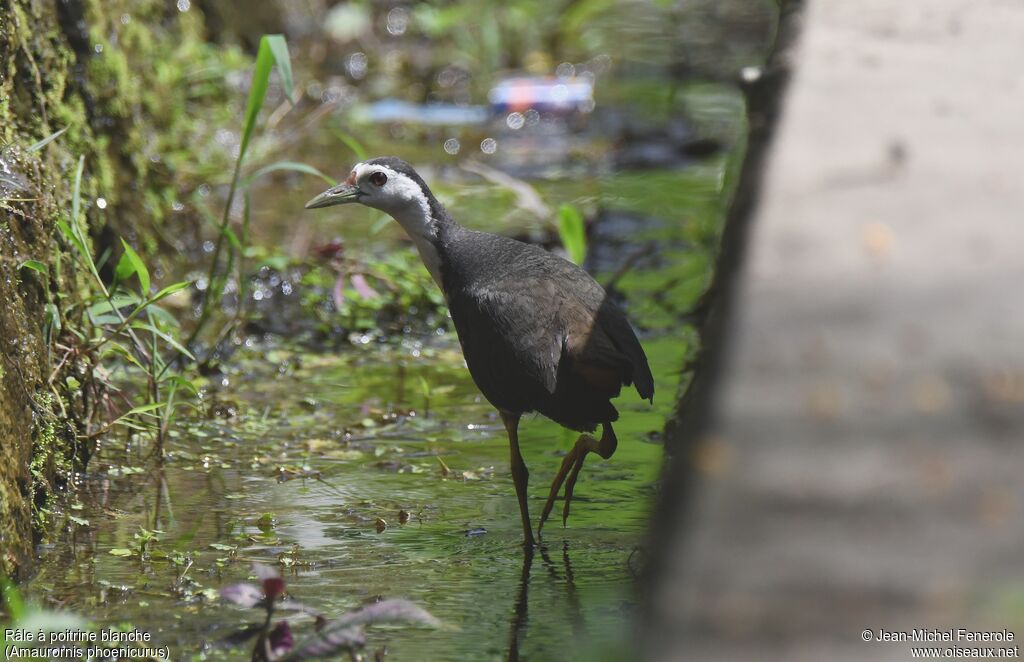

left=506, top=112, right=525, bottom=130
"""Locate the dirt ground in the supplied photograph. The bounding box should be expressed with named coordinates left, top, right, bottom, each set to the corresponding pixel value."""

left=647, top=1, right=1024, bottom=660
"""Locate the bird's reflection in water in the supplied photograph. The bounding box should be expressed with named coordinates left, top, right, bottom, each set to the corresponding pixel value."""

left=507, top=541, right=586, bottom=661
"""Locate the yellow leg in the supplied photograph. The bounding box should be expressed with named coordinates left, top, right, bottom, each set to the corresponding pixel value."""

left=538, top=423, right=617, bottom=535
left=502, top=411, right=536, bottom=547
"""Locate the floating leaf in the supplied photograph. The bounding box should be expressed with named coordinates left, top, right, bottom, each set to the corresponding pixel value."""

left=256, top=514, right=276, bottom=533
left=108, top=548, right=133, bottom=557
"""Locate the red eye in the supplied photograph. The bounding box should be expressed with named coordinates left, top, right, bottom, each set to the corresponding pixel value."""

left=369, top=171, right=388, bottom=187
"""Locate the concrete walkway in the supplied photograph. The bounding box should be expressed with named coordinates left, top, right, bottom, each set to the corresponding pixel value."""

left=649, top=1, right=1024, bottom=660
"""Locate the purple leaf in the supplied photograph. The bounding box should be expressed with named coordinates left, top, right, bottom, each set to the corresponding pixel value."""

left=332, top=275, right=346, bottom=309
left=282, top=600, right=438, bottom=661
left=329, top=599, right=440, bottom=630
left=269, top=620, right=294, bottom=656
left=282, top=625, right=365, bottom=660
left=220, top=583, right=264, bottom=608
left=350, top=273, right=379, bottom=299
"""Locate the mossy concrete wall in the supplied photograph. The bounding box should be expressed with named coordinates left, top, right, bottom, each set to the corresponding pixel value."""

left=0, top=0, right=235, bottom=577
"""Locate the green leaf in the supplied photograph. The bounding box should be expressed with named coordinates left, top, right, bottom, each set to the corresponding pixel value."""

left=87, top=294, right=141, bottom=318
left=222, top=224, right=243, bottom=252
left=18, top=259, right=48, bottom=276
left=130, top=321, right=196, bottom=360
left=28, top=126, right=68, bottom=152
left=148, top=280, right=192, bottom=304
left=557, top=204, right=587, bottom=265
left=162, top=374, right=200, bottom=396
left=116, top=239, right=150, bottom=293
left=239, top=37, right=276, bottom=168
left=56, top=218, right=88, bottom=260
left=108, top=548, right=133, bottom=557
left=44, top=303, right=61, bottom=345
left=71, top=156, right=84, bottom=242
left=142, top=302, right=180, bottom=329
left=246, top=161, right=335, bottom=187
left=124, top=402, right=166, bottom=416
left=265, top=34, right=294, bottom=103
left=101, top=341, right=145, bottom=370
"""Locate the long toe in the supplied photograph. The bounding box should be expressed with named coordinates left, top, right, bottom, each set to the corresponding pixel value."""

left=539, top=449, right=578, bottom=534
left=560, top=452, right=588, bottom=527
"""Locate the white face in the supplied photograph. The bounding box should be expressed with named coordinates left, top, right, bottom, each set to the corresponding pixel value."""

left=350, top=163, right=431, bottom=222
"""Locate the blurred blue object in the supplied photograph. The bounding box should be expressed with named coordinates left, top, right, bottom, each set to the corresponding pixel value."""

left=354, top=76, right=595, bottom=127
left=488, top=76, right=594, bottom=115
left=355, top=99, right=489, bottom=125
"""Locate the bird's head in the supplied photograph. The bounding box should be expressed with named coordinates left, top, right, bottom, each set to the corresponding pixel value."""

left=304, top=157, right=432, bottom=221
left=305, top=157, right=446, bottom=285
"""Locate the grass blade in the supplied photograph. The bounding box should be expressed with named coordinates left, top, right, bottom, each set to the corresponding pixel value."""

left=71, top=156, right=83, bottom=238
left=265, top=34, right=295, bottom=103
left=28, top=126, right=68, bottom=152
left=245, top=161, right=335, bottom=187
left=332, top=128, right=368, bottom=161
left=56, top=219, right=87, bottom=258
left=239, top=37, right=275, bottom=164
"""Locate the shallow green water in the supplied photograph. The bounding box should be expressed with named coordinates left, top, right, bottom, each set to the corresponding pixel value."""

left=28, top=330, right=680, bottom=660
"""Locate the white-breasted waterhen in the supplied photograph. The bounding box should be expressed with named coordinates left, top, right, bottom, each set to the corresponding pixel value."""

left=306, top=157, right=654, bottom=546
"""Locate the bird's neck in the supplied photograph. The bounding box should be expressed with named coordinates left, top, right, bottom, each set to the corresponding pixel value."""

left=385, top=193, right=459, bottom=290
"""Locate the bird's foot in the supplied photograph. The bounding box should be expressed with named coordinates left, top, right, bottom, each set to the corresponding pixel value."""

left=538, top=434, right=597, bottom=535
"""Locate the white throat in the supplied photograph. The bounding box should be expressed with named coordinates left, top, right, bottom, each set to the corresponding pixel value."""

left=391, top=204, right=444, bottom=288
